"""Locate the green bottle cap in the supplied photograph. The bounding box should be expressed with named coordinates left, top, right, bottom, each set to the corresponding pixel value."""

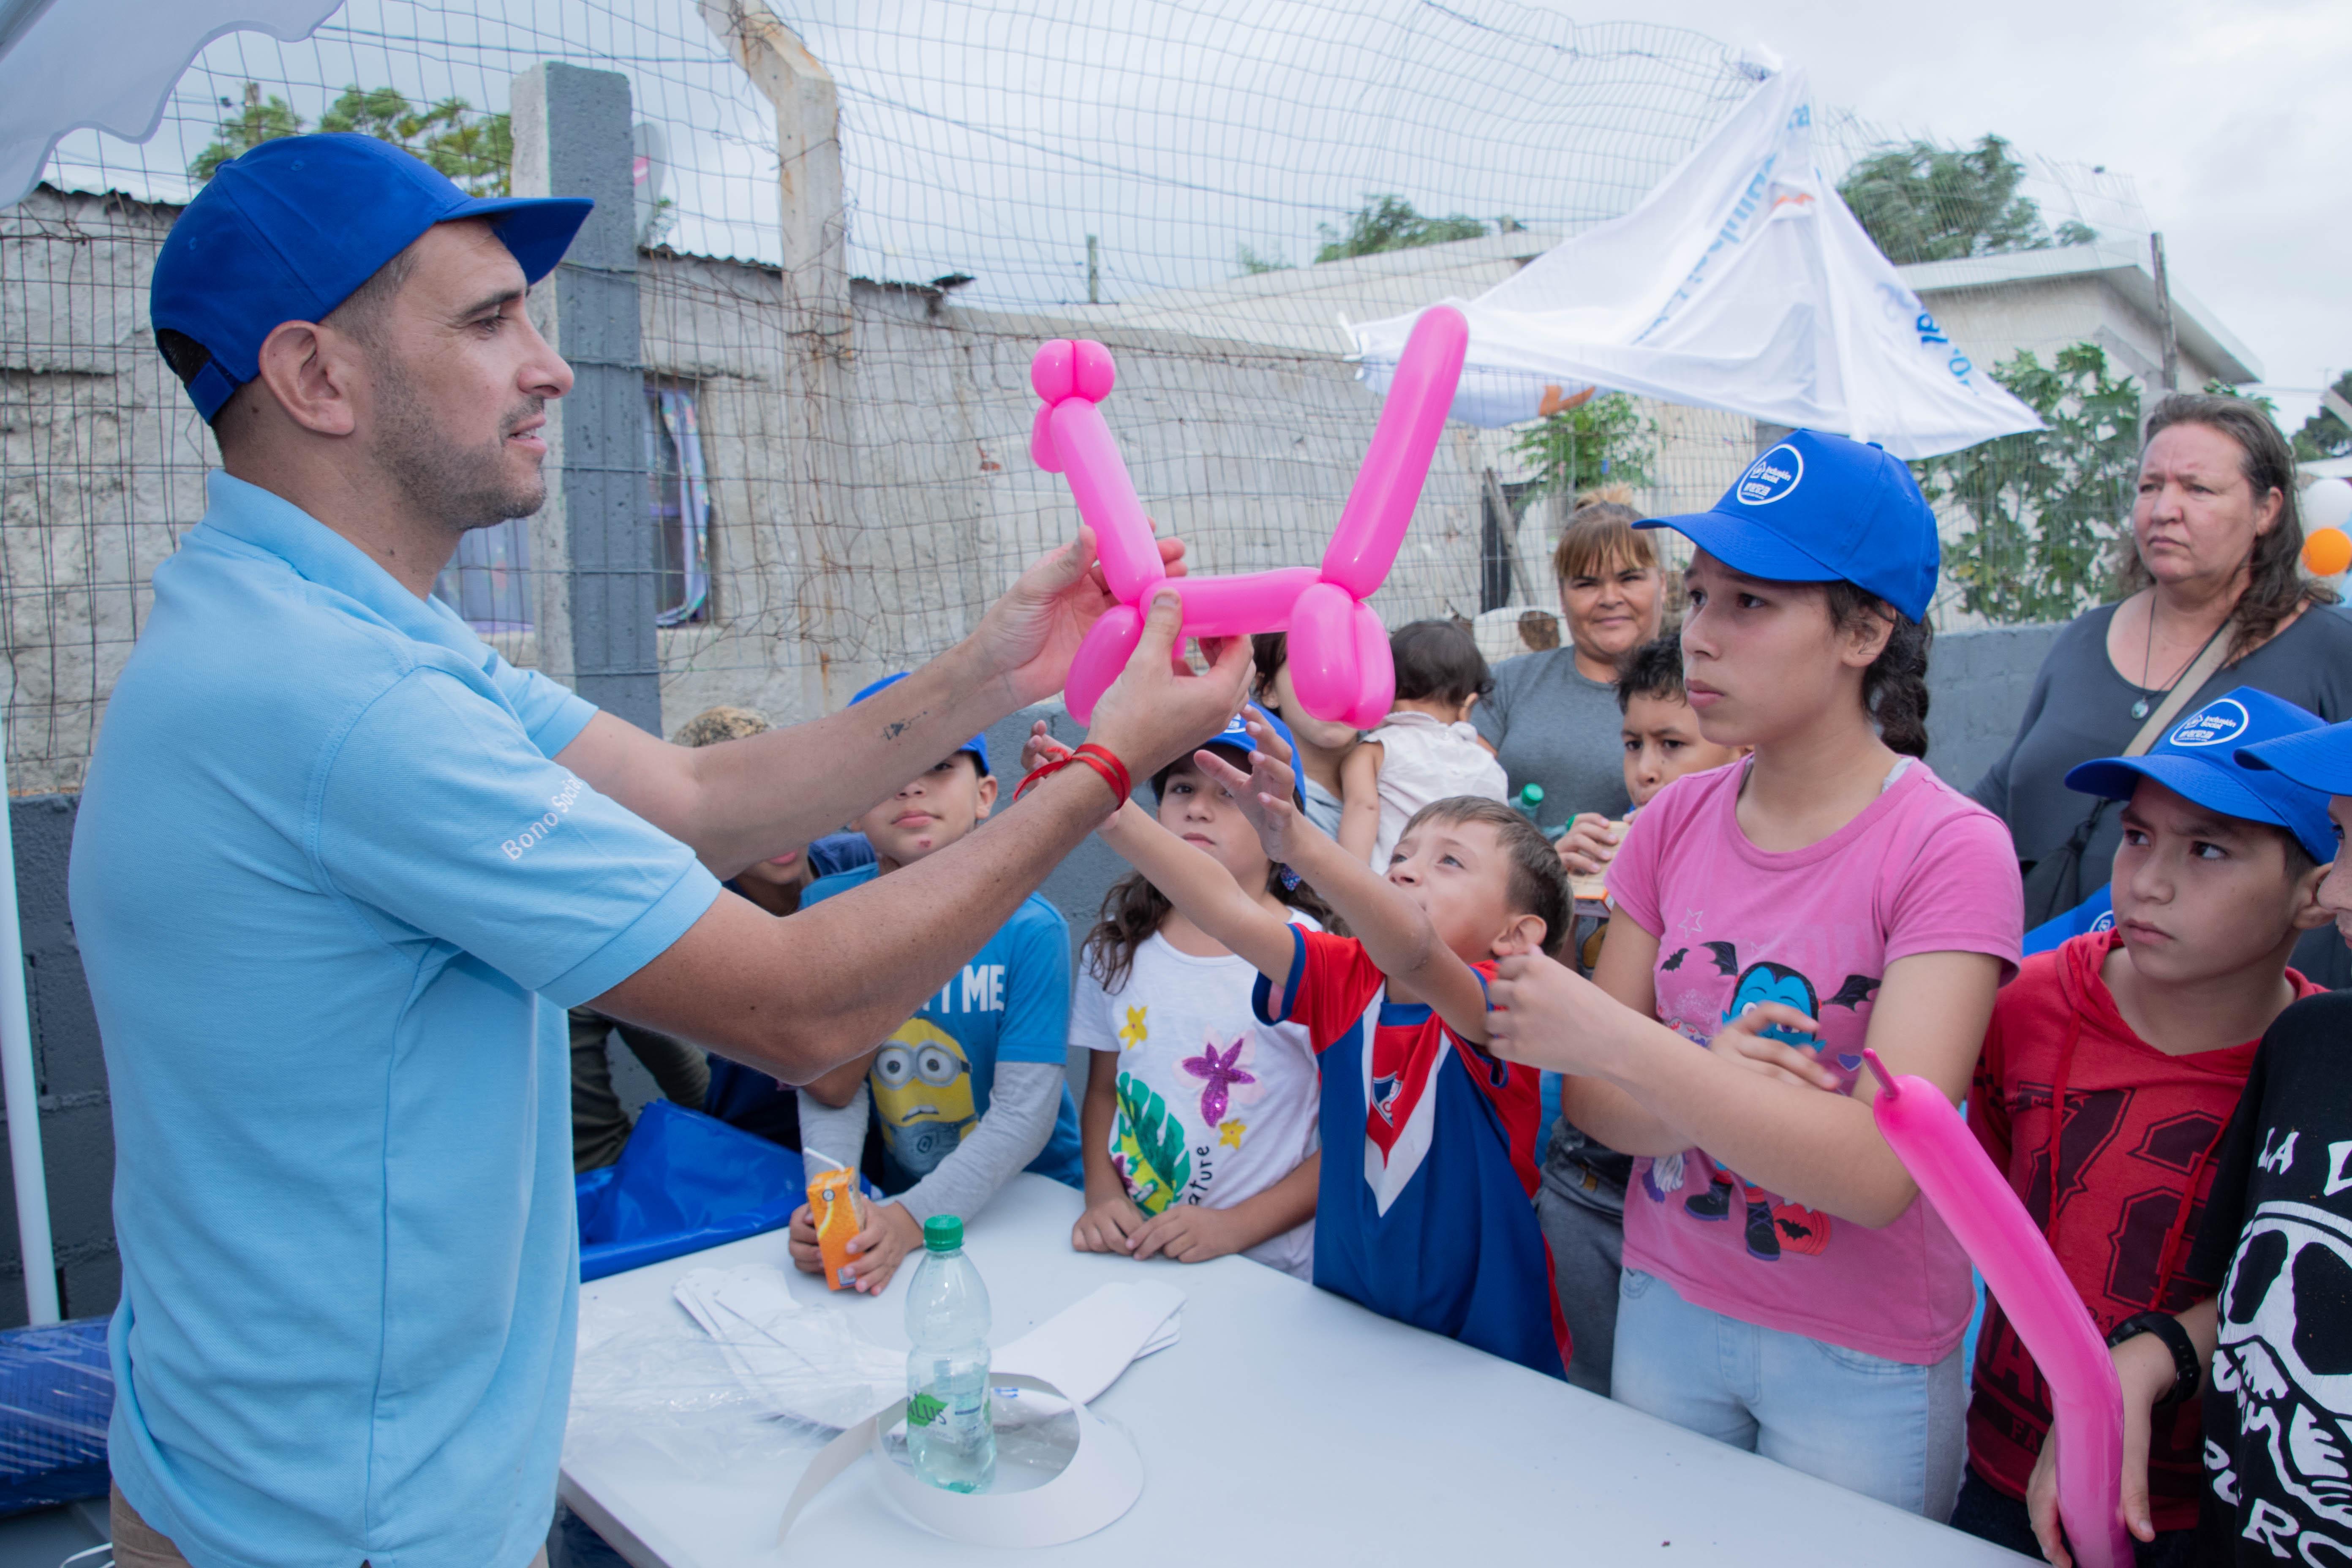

left=923, top=1214, right=964, bottom=1252
left=1518, top=783, right=1544, bottom=804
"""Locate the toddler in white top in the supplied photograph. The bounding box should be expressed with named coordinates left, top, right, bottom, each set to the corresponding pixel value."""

left=1340, top=619, right=1509, bottom=870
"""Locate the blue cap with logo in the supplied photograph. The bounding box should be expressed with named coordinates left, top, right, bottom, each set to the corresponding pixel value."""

left=150, top=133, right=594, bottom=420
left=848, top=673, right=990, bottom=774
left=1161, top=702, right=1305, bottom=809
left=2235, top=715, right=2352, bottom=803
left=2065, top=686, right=2336, bottom=864
left=1636, top=428, right=1940, bottom=622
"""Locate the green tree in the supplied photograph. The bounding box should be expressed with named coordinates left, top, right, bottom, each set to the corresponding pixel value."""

left=2293, top=371, right=2352, bottom=461
left=1234, top=243, right=1291, bottom=275
left=1912, top=341, right=2143, bottom=623
left=1511, top=392, right=1655, bottom=499
left=1837, top=134, right=2095, bottom=265
left=191, top=83, right=512, bottom=196
left=1314, top=195, right=1485, bottom=264
left=189, top=85, right=303, bottom=182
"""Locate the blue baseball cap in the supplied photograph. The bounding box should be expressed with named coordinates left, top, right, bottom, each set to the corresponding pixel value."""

left=151, top=133, right=594, bottom=420
left=1175, top=702, right=1306, bottom=809
left=1636, top=429, right=1940, bottom=622
left=2066, top=686, right=2336, bottom=864
left=2236, top=716, right=2352, bottom=801
left=848, top=673, right=990, bottom=774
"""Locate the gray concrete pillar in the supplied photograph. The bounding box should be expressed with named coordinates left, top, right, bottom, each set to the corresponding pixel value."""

left=511, top=63, right=662, bottom=735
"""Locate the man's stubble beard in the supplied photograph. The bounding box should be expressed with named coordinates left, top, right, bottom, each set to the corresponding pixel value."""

left=370, top=353, right=548, bottom=534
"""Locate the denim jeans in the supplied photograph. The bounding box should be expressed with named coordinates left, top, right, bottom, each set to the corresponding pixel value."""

left=1613, top=1268, right=1966, bottom=1522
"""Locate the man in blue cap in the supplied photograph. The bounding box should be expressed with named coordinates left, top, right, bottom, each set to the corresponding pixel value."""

left=71, top=134, right=1248, bottom=1568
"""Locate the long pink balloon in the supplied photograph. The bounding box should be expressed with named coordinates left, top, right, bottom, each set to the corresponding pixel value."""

left=1862, top=1051, right=2131, bottom=1568
left=1030, top=305, right=1469, bottom=726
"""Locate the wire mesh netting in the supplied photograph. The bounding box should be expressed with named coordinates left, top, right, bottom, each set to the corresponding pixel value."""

left=4, top=0, right=2177, bottom=795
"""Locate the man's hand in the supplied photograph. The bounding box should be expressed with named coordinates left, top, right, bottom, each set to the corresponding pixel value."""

left=1128, top=1202, right=1246, bottom=1263
left=2027, top=1335, right=2172, bottom=1565
left=1707, top=1005, right=1840, bottom=1092
left=1192, top=711, right=1301, bottom=864
left=973, top=526, right=1188, bottom=709
left=1082, top=590, right=1252, bottom=781
left=1072, top=1192, right=1146, bottom=1254
left=1556, top=813, right=1621, bottom=877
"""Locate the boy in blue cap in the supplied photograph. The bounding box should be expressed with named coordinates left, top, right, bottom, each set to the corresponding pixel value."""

left=2028, top=714, right=2352, bottom=1567
left=1951, top=688, right=2337, bottom=1563
left=786, top=675, right=1084, bottom=1294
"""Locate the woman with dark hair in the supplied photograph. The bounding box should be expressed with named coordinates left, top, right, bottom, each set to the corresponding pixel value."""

left=1472, top=492, right=1666, bottom=849
left=1971, top=393, right=2352, bottom=972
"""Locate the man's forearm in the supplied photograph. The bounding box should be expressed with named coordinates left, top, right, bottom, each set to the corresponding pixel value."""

left=594, top=765, right=1117, bottom=1083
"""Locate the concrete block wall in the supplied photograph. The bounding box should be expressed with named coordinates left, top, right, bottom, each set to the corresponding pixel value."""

left=0, top=621, right=2062, bottom=1326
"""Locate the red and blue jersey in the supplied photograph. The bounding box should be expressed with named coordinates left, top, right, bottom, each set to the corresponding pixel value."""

left=1253, top=926, right=1567, bottom=1379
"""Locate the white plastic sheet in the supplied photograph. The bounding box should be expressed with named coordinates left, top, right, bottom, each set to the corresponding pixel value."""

left=1349, top=65, right=2045, bottom=460
left=0, top=0, right=346, bottom=210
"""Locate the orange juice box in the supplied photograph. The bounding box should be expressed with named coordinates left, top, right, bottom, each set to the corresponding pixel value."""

left=806, top=1163, right=861, bottom=1291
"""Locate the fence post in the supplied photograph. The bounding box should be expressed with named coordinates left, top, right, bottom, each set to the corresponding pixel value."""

left=700, top=0, right=871, bottom=710
left=510, top=62, right=663, bottom=735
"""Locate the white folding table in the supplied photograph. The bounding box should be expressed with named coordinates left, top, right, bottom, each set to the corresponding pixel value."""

left=561, top=1174, right=2030, bottom=1565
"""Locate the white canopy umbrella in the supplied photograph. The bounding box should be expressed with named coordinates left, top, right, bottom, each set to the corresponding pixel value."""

left=0, top=0, right=345, bottom=210
left=1350, top=64, right=2044, bottom=460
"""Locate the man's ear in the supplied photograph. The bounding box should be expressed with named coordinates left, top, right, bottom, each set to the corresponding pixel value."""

left=972, top=770, right=1000, bottom=820
left=250, top=318, right=366, bottom=438
left=2289, top=855, right=2337, bottom=932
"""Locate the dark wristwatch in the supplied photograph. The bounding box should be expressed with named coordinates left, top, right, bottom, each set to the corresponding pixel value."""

left=2106, top=1311, right=2201, bottom=1409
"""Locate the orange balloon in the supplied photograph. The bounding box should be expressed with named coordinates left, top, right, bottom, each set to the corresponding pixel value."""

left=2304, top=527, right=2352, bottom=577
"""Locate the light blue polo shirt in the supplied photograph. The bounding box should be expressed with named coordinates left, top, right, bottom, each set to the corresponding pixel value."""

left=69, top=474, right=720, bottom=1568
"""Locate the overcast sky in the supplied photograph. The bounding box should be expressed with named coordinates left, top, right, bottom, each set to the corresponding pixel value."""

left=1624, top=0, right=2352, bottom=432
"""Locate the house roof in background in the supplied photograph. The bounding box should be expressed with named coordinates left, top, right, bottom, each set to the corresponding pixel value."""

left=1897, top=240, right=2262, bottom=385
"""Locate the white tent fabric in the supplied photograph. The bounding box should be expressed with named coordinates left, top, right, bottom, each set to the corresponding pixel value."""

left=1348, top=67, right=2044, bottom=460
left=0, top=0, right=345, bottom=210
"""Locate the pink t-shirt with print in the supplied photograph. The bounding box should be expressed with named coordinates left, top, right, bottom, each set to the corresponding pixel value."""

left=1607, top=757, right=2023, bottom=1365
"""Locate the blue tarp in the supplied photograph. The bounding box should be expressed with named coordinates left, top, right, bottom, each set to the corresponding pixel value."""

left=577, top=1100, right=826, bottom=1282
left=0, top=1318, right=111, bottom=1516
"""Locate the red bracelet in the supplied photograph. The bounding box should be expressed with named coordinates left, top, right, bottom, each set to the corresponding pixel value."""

left=1013, top=741, right=1132, bottom=810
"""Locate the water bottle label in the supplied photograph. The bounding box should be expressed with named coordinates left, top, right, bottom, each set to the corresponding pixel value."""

left=907, top=1392, right=946, bottom=1428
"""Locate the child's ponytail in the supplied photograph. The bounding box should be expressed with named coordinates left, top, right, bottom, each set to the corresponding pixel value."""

left=1827, top=583, right=1932, bottom=760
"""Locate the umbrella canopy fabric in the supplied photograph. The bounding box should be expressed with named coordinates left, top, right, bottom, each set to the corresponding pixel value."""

left=0, top=0, right=344, bottom=210
left=1348, top=66, right=2044, bottom=460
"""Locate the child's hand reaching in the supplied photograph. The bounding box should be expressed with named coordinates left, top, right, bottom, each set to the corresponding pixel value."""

left=1707, top=1005, right=1841, bottom=1093
left=1192, top=712, right=1302, bottom=863
left=1019, top=719, right=1074, bottom=777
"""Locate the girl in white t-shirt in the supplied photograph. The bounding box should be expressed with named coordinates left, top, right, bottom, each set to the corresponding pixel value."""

left=1062, top=708, right=1333, bottom=1279
left=1340, top=619, right=1509, bottom=869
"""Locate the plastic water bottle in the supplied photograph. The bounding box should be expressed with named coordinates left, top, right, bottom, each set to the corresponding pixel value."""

left=1513, top=782, right=1545, bottom=822
left=904, top=1214, right=995, bottom=1493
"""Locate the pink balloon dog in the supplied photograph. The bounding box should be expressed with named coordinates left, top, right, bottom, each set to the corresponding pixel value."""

left=1861, top=1049, right=2132, bottom=1568
left=1028, top=305, right=1470, bottom=727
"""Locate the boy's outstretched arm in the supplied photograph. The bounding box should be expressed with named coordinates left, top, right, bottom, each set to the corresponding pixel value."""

left=1097, top=803, right=1299, bottom=988
left=1196, top=721, right=1495, bottom=1045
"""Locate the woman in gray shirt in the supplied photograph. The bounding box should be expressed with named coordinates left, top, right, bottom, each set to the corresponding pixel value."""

left=1971, top=393, right=2351, bottom=978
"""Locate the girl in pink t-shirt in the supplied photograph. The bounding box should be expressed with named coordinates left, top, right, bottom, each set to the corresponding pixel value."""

left=1487, top=431, right=2023, bottom=1522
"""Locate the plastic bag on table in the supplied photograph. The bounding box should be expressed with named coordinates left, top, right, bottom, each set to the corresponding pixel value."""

left=577, top=1100, right=851, bottom=1282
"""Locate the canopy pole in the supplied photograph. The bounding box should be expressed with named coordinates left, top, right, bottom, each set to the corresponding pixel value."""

left=0, top=712, right=60, bottom=1326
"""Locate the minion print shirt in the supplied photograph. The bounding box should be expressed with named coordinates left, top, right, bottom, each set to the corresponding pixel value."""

left=800, top=865, right=1084, bottom=1191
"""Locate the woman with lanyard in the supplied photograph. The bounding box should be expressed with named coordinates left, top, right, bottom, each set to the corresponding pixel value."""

left=1971, top=392, right=2352, bottom=981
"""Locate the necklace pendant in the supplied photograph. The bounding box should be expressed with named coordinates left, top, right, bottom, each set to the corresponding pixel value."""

left=2131, top=697, right=2151, bottom=720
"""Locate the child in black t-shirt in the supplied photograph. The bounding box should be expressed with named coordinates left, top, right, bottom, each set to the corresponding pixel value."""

left=2025, top=716, right=2352, bottom=1567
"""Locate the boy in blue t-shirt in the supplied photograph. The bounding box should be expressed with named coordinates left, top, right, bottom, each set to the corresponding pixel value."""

left=787, top=675, right=1082, bottom=1293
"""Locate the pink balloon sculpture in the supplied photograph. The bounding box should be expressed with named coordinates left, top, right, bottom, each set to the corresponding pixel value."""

left=1862, top=1050, right=2132, bottom=1568
left=1029, top=305, right=1470, bottom=727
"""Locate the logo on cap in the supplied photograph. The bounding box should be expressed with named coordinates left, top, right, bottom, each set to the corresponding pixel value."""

left=1735, top=444, right=1804, bottom=506
left=2169, top=699, right=2251, bottom=749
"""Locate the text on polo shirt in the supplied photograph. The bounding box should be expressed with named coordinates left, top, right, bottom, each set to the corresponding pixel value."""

left=502, top=776, right=586, bottom=860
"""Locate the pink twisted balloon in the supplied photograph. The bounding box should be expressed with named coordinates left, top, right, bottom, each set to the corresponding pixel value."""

left=1862, top=1051, right=2132, bottom=1568
left=1029, top=306, right=1469, bottom=727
